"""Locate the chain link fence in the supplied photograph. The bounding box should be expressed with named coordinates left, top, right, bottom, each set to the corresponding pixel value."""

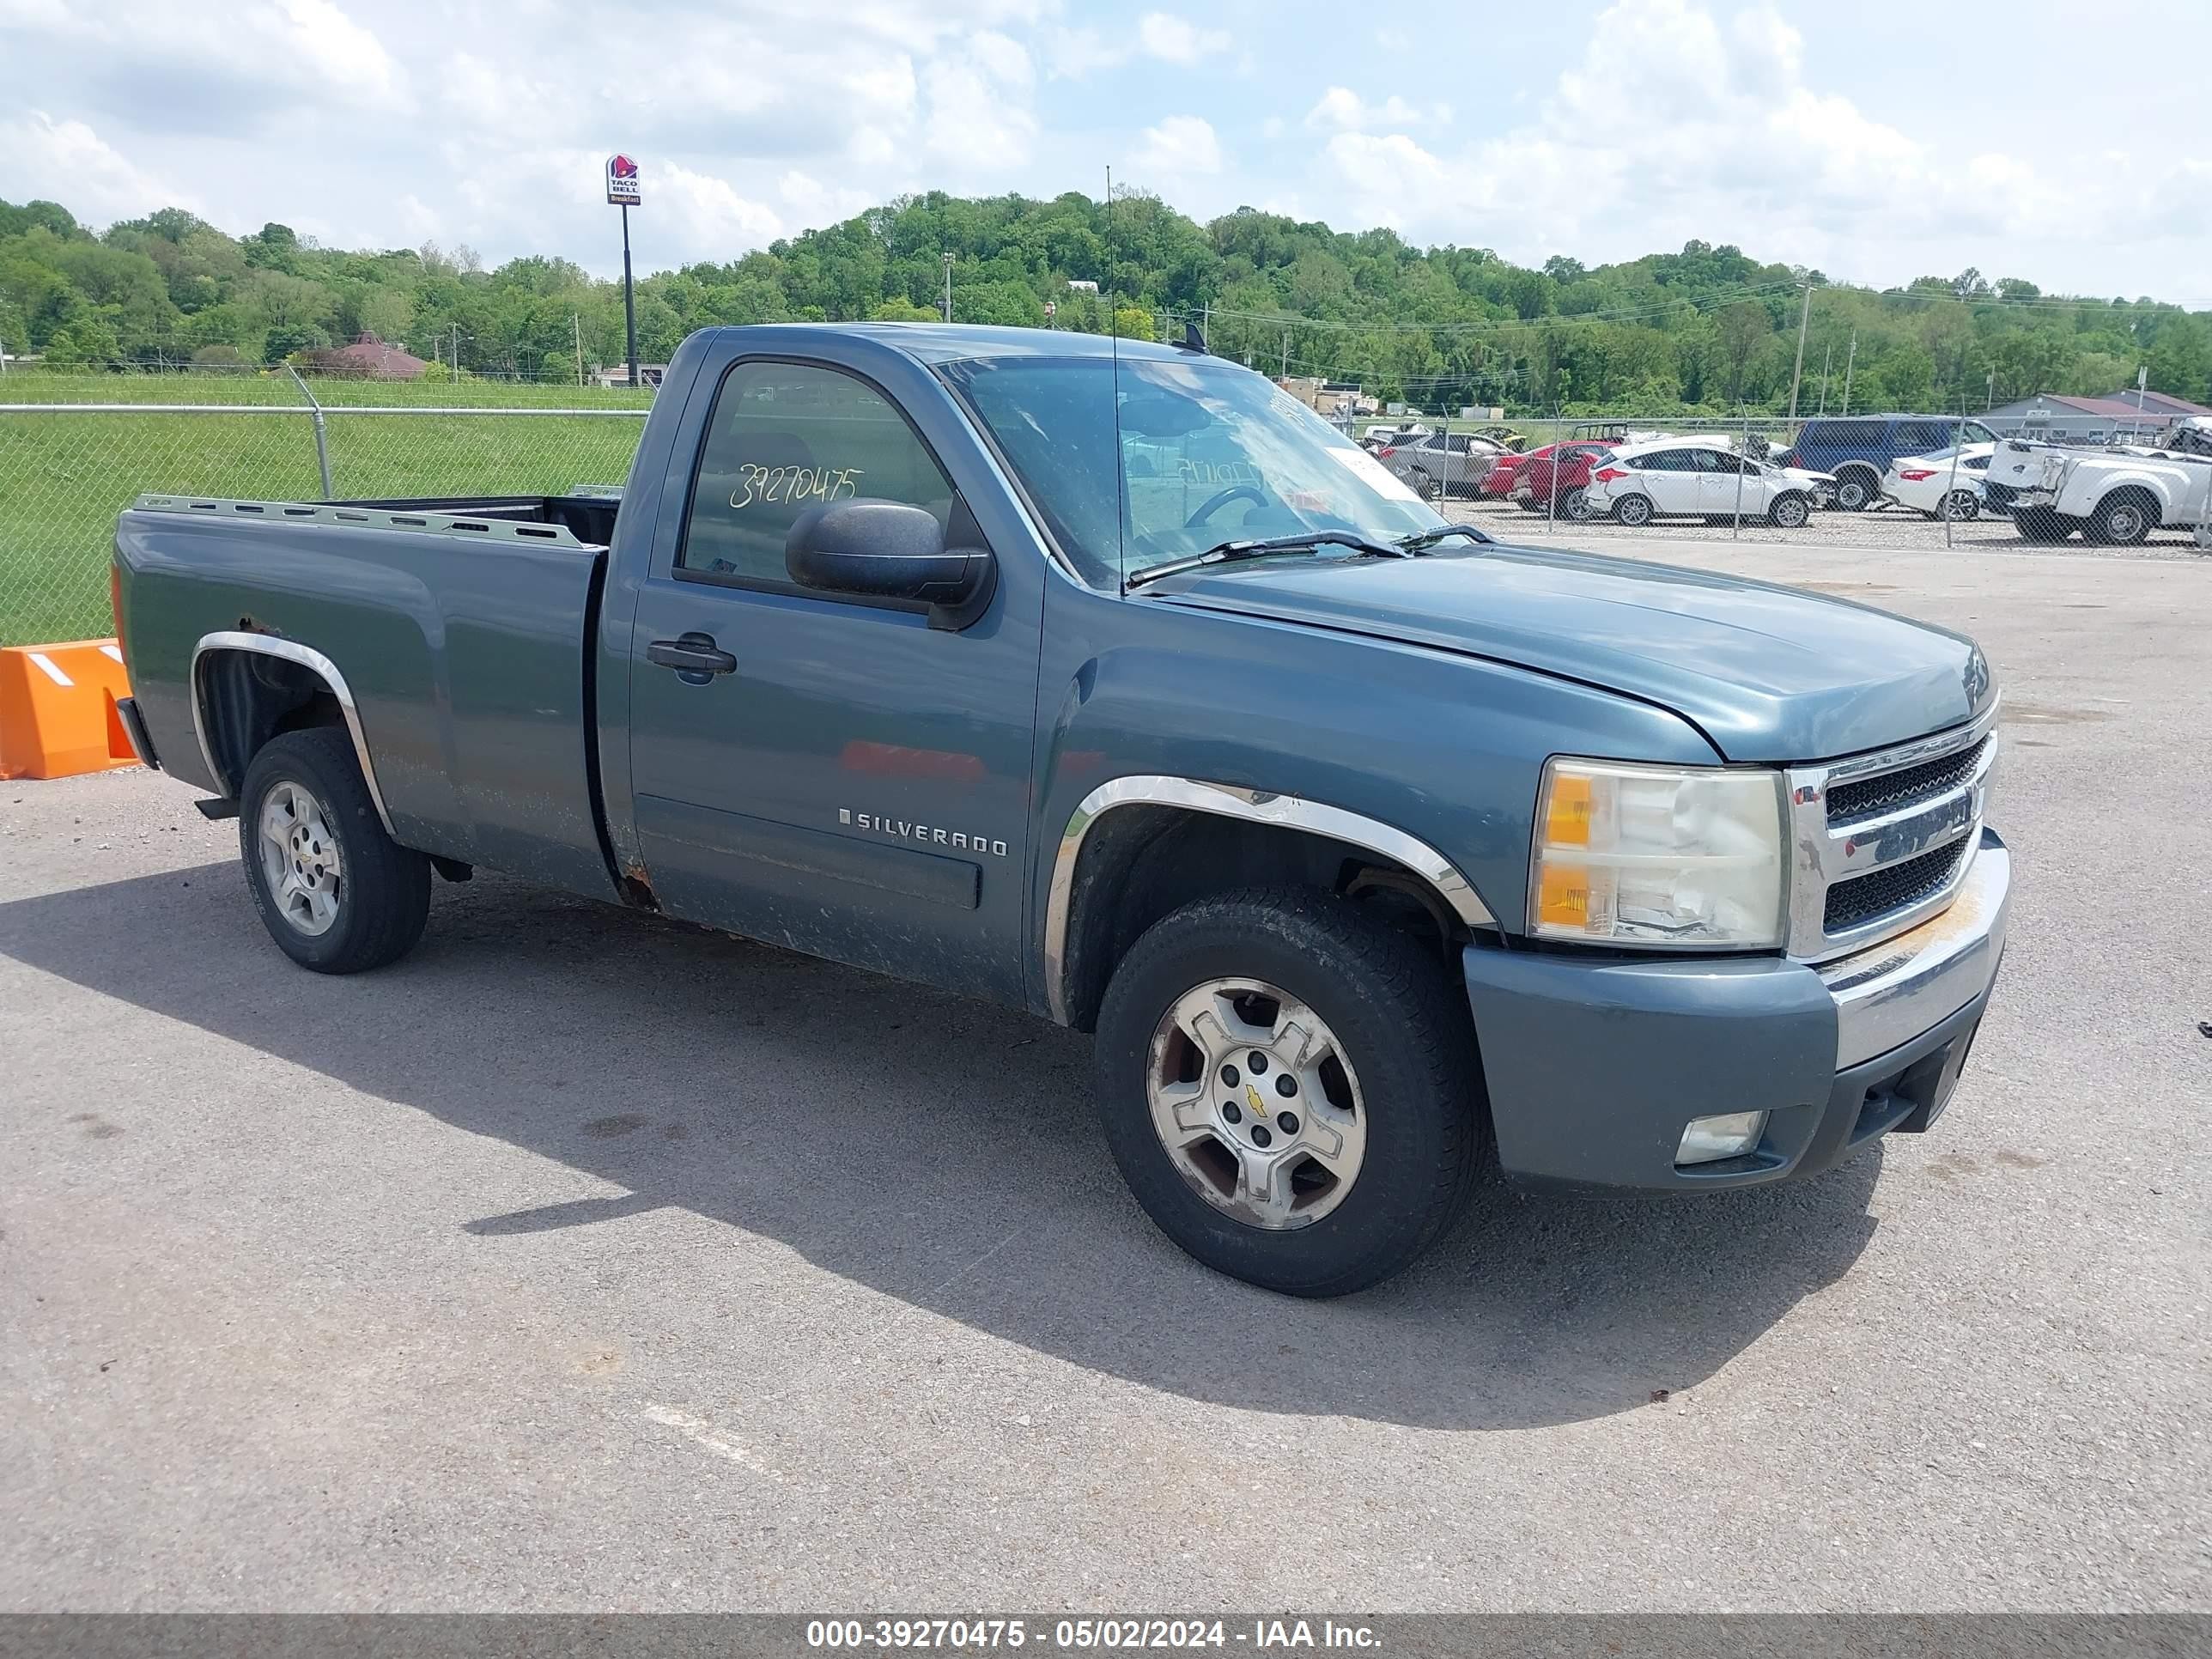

left=4, top=369, right=2206, bottom=648
left=0, top=380, right=649, bottom=645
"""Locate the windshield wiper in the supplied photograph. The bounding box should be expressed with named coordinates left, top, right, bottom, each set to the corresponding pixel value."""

left=1123, top=530, right=1411, bottom=590
left=1395, top=522, right=1496, bottom=553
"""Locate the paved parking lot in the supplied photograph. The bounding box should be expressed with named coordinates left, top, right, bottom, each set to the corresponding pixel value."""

left=3, top=535, right=2208, bottom=1613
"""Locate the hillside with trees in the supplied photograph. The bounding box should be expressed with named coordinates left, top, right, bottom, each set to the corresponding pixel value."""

left=3, top=191, right=2207, bottom=416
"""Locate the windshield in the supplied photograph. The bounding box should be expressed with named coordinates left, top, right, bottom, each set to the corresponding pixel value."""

left=939, top=354, right=1444, bottom=589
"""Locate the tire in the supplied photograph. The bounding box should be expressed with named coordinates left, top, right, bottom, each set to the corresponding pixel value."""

left=2086, top=489, right=2156, bottom=547
left=1767, top=491, right=1811, bottom=529
left=1832, top=468, right=1879, bottom=511
left=1941, top=489, right=1980, bottom=523
left=1612, top=493, right=1655, bottom=526
left=2014, top=506, right=2075, bottom=544
left=1559, top=486, right=1591, bottom=521
left=1092, top=888, right=1485, bottom=1297
left=1409, top=467, right=1441, bottom=505
left=239, top=727, right=431, bottom=974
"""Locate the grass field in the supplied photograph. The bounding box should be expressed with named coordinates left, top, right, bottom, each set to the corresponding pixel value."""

left=0, top=372, right=650, bottom=645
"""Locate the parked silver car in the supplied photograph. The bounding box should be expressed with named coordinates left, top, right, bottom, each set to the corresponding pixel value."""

left=1375, top=431, right=1505, bottom=501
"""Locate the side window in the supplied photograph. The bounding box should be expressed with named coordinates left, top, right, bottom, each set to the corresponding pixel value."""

left=1965, top=455, right=1990, bottom=471
left=1893, top=422, right=1944, bottom=454
left=680, top=360, right=956, bottom=588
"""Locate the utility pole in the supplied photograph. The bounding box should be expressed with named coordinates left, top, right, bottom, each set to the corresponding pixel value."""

left=942, top=252, right=954, bottom=324
left=1785, top=281, right=1813, bottom=422
left=1841, top=332, right=1856, bottom=416
left=1986, top=368, right=1996, bottom=412
left=1280, top=330, right=1289, bottom=377
left=574, top=313, right=585, bottom=388
left=1200, top=302, right=1208, bottom=351
left=1818, top=343, right=1832, bottom=415
left=450, top=322, right=460, bottom=377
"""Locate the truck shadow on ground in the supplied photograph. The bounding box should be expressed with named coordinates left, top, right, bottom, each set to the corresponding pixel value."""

left=0, top=862, right=1881, bottom=1431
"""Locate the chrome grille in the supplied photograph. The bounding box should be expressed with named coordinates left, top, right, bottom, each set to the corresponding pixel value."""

left=1784, top=702, right=1999, bottom=962
left=1826, top=738, right=1990, bottom=825
left=1824, top=839, right=1972, bottom=933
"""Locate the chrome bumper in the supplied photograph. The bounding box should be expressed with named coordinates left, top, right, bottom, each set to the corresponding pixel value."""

left=1818, top=829, right=2010, bottom=1069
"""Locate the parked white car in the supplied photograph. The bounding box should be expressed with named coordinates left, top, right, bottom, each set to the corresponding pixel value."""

left=1583, top=438, right=1833, bottom=528
left=1883, top=444, right=1996, bottom=520
left=1983, top=420, right=2212, bottom=545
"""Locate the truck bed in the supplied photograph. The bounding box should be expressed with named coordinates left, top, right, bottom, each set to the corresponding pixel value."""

left=113, top=494, right=621, bottom=900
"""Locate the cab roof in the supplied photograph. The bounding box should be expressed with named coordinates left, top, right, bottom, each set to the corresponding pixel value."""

left=708, top=321, right=1198, bottom=368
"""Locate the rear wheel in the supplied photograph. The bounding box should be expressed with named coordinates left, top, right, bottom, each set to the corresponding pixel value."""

left=1940, top=489, right=1980, bottom=522
left=239, top=727, right=430, bottom=974
left=1612, top=493, right=1655, bottom=526
left=2086, top=489, right=2156, bottom=547
left=1559, top=485, right=1591, bottom=521
left=1093, top=889, right=1483, bottom=1297
left=1832, top=467, right=1879, bottom=511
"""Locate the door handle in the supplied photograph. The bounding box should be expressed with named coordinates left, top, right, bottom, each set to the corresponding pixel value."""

left=647, top=633, right=737, bottom=677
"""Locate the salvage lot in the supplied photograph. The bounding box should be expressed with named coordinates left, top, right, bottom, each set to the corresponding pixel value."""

left=3, top=536, right=2208, bottom=1612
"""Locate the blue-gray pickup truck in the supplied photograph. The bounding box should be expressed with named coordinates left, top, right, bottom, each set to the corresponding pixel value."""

left=110, top=323, right=2009, bottom=1296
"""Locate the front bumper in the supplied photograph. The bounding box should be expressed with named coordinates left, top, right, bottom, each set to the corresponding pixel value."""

left=1462, top=829, right=2010, bottom=1194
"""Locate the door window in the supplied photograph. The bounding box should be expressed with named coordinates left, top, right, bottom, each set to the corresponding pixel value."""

left=680, top=361, right=957, bottom=589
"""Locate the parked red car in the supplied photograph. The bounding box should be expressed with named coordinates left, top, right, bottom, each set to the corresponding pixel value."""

left=1478, top=449, right=1534, bottom=498
left=1507, top=442, right=1614, bottom=520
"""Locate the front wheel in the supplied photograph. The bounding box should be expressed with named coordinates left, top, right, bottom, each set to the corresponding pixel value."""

left=239, top=727, right=431, bottom=973
left=1092, top=890, right=1484, bottom=1297
left=1767, top=491, right=1811, bottom=529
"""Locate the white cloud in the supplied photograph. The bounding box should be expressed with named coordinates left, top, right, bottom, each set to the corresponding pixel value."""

left=1137, top=11, right=1230, bottom=64
left=0, top=111, right=195, bottom=221
left=921, top=29, right=1037, bottom=173
left=1305, top=87, right=1422, bottom=132
left=1045, top=9, right=1229, bottom=76
left=1131, top=115, right=1223, bottom=179
left=269, top=0, right=399, bottom=106
left=1311, top=0, right=2162, bottom=287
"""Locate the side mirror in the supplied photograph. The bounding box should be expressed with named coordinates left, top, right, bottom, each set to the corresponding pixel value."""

left=786, top=499, right=995, bottom=631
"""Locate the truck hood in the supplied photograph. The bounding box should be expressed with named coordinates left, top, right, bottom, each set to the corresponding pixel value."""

left=1150, top=544, right=1993, bottom=763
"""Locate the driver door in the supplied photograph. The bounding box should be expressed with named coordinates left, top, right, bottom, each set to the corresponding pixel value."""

left=624, top=351, right=1043, bottom=1005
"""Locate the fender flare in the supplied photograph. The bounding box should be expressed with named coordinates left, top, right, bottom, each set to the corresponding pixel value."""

left=190, top=630, right=397, bottom=836
left=1042, top=775, right=1496, bottom=1024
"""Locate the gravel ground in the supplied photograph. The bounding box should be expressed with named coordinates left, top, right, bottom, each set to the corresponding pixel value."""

left=2, top=536, right=2208, bottom=1613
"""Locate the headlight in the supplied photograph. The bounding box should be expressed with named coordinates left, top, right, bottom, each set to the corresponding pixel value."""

left=1528, top=757, right=1787, bottom=949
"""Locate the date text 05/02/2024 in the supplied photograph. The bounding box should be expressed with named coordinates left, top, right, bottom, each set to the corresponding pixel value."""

left=804, top=1618, right=1382, bottom=1650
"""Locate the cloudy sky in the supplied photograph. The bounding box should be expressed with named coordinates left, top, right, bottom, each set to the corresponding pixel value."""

left=2, top=0, right=2206, bottom=297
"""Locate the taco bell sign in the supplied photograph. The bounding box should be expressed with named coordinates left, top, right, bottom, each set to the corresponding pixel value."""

left=605, top=154, right=641, bottom=207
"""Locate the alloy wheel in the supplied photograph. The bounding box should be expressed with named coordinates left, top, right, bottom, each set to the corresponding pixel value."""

left=1145, top=977, right=1367, bottom=1230
left=257, top=778, right=345, bottom=936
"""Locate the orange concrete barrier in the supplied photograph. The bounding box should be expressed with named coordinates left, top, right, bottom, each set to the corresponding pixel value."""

left=0, top=639, right=141, bottom=780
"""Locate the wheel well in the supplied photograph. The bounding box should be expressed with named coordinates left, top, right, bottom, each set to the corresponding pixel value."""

left=198, top=648, right=347, bottom=797
left=1058, top=806, right=1469, bottom=1033
left=2098, top=484, right=2160, bottom=514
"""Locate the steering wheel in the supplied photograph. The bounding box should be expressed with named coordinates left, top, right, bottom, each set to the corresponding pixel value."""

left=1185, top=484, right=1267, bottom=528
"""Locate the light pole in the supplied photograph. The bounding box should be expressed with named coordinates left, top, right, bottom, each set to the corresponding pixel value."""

left=1786, top=280, right=1813, bottom=422
left=1840, top=332, right=1856, bottom=416
left=942, top=253, right=954, bottom=324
